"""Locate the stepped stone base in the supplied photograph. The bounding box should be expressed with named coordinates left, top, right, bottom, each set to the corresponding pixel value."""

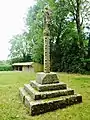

left=19, top=72, right=82, bottom=116
left=30, top=81, right=67, bottom=91
left=24, top=84, right=74, bottom=100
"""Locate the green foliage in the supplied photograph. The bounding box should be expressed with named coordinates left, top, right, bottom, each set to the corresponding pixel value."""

left=50, top=13, right=86, bottom=73
left=31, top=39, right=44, bottom=64
left=0, top=65, right=13, bottom=71
left=81, top=59, right=90, bottom=71
left=81, top=59, right=90, bottom=62
left=33, top=63, right=43, bottom=72
left=25, top=1, right=45, bottom=64
left=50, top=0, right=89, bottom=73
left=9, top=0, right=90, bottom=73
left=9, top=33, right=32, bottom=63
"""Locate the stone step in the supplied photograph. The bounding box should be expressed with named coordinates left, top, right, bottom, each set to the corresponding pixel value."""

left=24, top=84, right=74, bottom=100
left=19, top=88, right=33, bottom=107
left=19, top=88, right=28, bottom=103
left=25, top=94, right=82, bottom=116
left=30, top=81, right=67, bottom=92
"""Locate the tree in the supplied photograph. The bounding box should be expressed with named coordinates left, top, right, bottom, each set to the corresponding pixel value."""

left=9, top=33, right=32, bottom=63
left=25, top=0, right=87, bottom=73
left=67, top=0, right=90, bottom=45
left=9, top=0, right=89, bottom=73
left=25, top=0, right=46, bottom=64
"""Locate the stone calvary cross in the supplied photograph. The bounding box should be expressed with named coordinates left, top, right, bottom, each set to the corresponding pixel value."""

left=19, top=6, right=82, bottom=116
left=36, top=6, right=59, bottom=85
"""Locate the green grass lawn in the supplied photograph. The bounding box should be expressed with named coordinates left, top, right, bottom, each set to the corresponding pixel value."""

left=0, top=71, right=90, bottom=120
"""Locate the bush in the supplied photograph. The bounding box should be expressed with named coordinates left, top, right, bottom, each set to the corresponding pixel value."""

left=81, top=59, right=90, bottom=71
left=0, top=65, right=13, bottom=71
left=33, top=63, right=43, bottom=72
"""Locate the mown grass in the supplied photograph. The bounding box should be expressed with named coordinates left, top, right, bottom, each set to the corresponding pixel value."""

left=0, top=71, right=90, bottom=120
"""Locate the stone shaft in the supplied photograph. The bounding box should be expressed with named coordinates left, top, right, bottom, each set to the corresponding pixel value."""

left=44, top=6, right=51, bottom=73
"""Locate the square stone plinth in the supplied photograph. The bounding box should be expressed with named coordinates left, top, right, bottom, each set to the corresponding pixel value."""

left=36, top=72, right=59, bottom=84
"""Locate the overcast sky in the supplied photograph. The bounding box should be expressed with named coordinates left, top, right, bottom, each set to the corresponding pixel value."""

left=0, top=0, right=35, bottom=60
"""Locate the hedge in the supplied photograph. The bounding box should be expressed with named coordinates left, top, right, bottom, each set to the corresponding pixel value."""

left=0, top=65, right=13, bottom=71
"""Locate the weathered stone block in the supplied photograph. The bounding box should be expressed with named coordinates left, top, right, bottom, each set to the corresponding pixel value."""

left=25, top=95, right=31, bottom=108
left=30, top=81, right=67, bottom=92
left=36, top=72, right=59, bottom=84
left=24, top=84, right=74, bottom=100
left=19, top=88, right=27, bottom=103
left=24, top=94, right=82, bottom=116
left=24, top=84, right=36, bottom=100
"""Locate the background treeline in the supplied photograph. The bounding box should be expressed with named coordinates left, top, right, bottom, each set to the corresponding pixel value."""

left=9, top=0, right=90, bottom=73
left=0, top=61, right=12, bottom=71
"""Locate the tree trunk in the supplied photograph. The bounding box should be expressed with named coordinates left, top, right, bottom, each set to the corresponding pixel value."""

left=76, top=0, right=83, bottom=47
